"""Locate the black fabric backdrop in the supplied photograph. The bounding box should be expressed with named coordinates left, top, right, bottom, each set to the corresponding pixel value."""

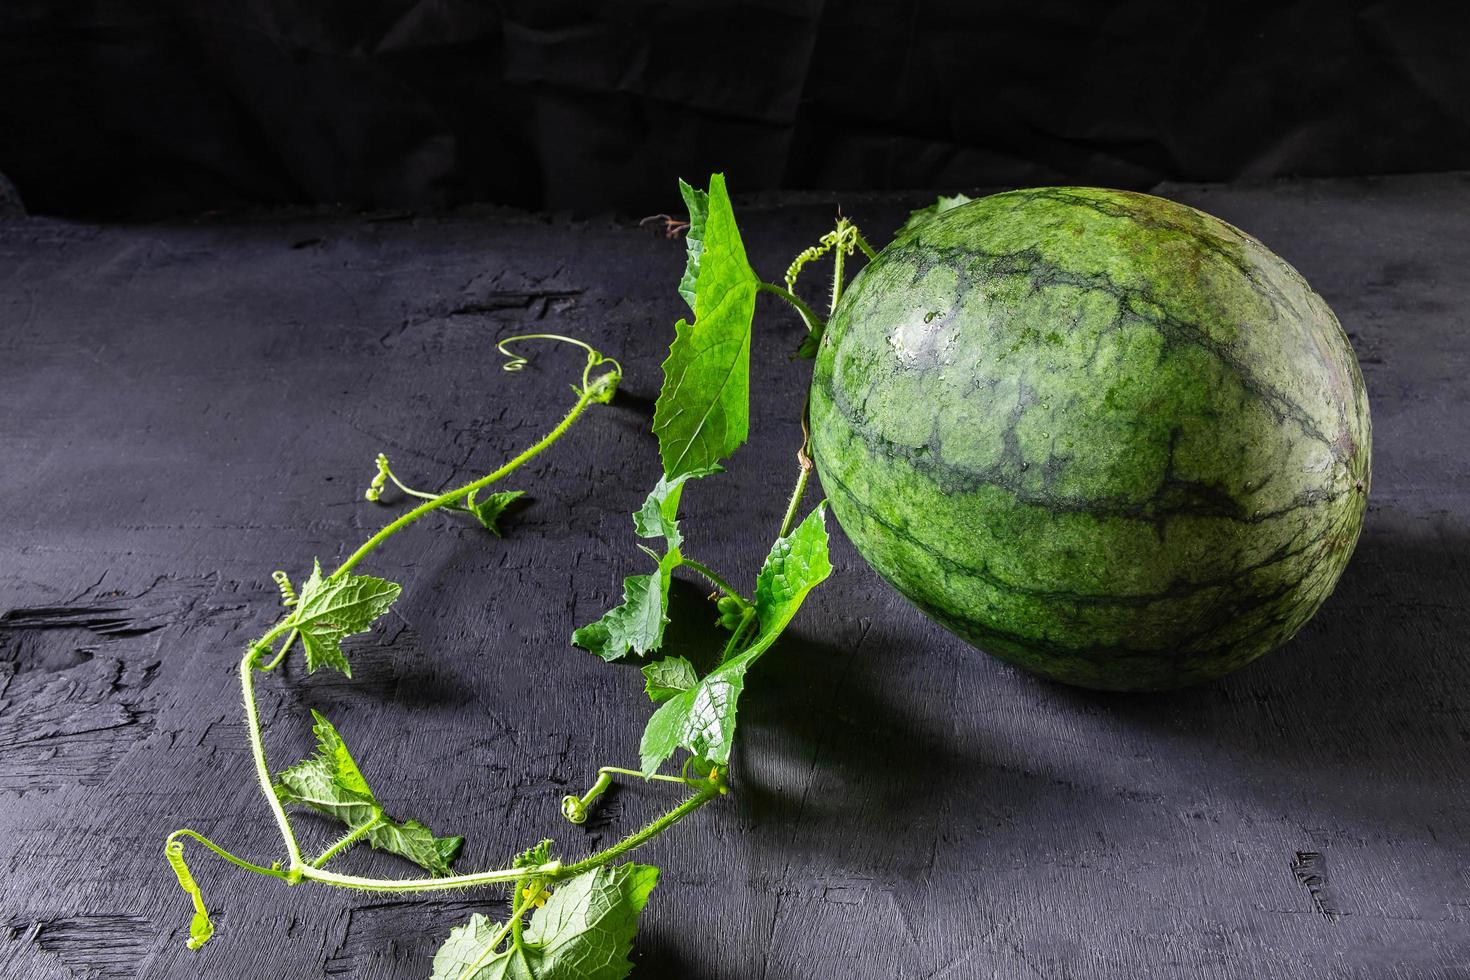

left=2, top=0, right=1468, bottom=218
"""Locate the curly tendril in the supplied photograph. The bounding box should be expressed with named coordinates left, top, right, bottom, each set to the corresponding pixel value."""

left=271, top=570, right=297, bottom=607
left=496, top=333, right=623, bottom=401
left=560, top=766, right=722, bottom=827
left=165, top=838, right=215, bottom=949
left=783, top=217, right=876, bottom=317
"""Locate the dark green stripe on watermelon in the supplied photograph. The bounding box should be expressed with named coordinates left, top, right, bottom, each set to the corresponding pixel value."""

left=811, top=187, right=1370, bottom=691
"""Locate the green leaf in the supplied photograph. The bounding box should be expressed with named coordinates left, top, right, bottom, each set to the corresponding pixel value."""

left=274, top=710, right=464, bottom=875
left=639, top=504, right=831, bottom=774
left=653, top=173, right=758, bottom=480
left=571, top=548, right=682, bottom=661
left=431, top=915, right=513, bottom=980
left=466, top=489, right=526, bottom=537
left=896, top=192, right=974, bottom=237
left=291, top=560, right=401, bottom=676
left=748, top=503, right=835, bottom=649
left=632, top=466, right=720, bottom=550
left=641, top=656, right=698, bottom=703
left=675, top=179, right=709, bottom=312
left=369, top=819, right=465, bottom=874
left=431, top=863, right=660, bottom=980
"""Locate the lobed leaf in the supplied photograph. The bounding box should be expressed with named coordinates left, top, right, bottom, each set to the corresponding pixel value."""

left=632, top=466, right=720, bottom=551
left=639, top=504, right=831, bottom=774
left=430, top=863, right=660, bottom=980
left=641, top=656, right=698, bottom=703
left=274, top=710, right=464, bottom=875
left=571, top=549, right=682, bottom=661
left=675, top=179, right=709, bottom=312
left=292, top=560, right=401, bottom=676
left=466, top=489, right=526, bottom=537
left=652, top=173, right=758, bottom=480
left=748, top=502, right=835, bottom=651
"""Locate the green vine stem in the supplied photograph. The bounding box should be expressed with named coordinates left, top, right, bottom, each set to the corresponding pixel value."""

left=756, top=281, right=825, bottom=335
left=561, top=767, right=703, bottom=825
left=776, top=455, right=814, bottom=540
left=678, top=558, right=749, bottom=608
left=164, top=336, right=742, bottom=947
left=719, top=607, right=757, bottom=663
left=459, top=889, right=543, bottom=978
left=164, top=782, right=721, bottom=901
left=240, top=626, right=304, bottom=871
left=299, top=861, right=557, bottom=893
left=558, top=778, right=725, bottom=879
left=830, top=224, right=848, bottom=314
left=332, top=367, right=616, bottom=580
left=241, top=346, right=621, bottom=877
left=311, top=818, right=381, bottom=868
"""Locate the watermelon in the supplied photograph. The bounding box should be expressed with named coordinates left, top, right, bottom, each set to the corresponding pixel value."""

left=810, top=187, right=1370, bottom=691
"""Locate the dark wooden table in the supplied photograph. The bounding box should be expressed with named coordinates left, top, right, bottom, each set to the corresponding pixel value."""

left=2, top=174, right=1467, bottom=980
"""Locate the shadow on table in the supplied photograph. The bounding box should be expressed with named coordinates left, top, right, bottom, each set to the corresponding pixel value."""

left=733, top=520, right=1469, bottom=868
left=1049, top=521, right=1470, bottom=777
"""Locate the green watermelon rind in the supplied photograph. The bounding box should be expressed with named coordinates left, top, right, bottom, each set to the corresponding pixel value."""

left=811, top=187, right=1370, bottom=691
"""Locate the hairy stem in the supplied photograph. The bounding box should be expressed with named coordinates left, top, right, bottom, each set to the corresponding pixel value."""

left=465, top=890, right=540, bottom=978
left=300, top=862, right=556, bottom=893
left=333, top=378, right=611, bottom=580
left=311, top=817, right=381, bottom=868
left=510, top=875, right=528, bottom=946
left=283, top=776, right=723, bottom=895
left=174, top=789, right=713, bottom=898
left=241, top=627, right=304, bottom=870
left=558, top=781, right=724, bottom=879
left=830, top=231, right=846, bottom=314
left=776, top=381, right=816, bottom=540
left=719, top=607, right=757, bottom=663
left=756, top=281, right=825, bottom=335
left=257, top=630, right=296, bottom=672
left=166, top=829, right=292, bottom=881
left=679, top=558, right=748, bottom=606
left=777, top=456, right=813, bottom=539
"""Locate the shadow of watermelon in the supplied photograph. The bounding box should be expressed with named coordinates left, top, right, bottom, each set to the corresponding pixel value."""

left=722, top=517, right=1468, bottom=976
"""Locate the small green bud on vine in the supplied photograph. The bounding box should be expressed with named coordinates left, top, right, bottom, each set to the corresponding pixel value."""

left=716, top=595, right=744, bottom=631
left=364, top=453, right=390, bottom=502
left=583, top=369, right=620, bottom=405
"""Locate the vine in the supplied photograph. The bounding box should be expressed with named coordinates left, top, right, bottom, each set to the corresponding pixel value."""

left=165, top=174, right=891, bottom=978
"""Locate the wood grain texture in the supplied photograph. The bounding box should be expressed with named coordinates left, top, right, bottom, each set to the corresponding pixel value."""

left=1, top=174, right=1467, bottom=979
